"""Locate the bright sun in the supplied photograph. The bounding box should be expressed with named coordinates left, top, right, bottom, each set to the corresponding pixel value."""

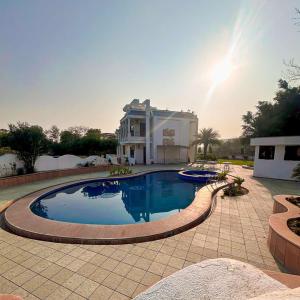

left=211, top=57, right=234, bottom=85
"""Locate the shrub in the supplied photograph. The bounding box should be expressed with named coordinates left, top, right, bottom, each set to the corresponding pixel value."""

left=110, top=166, right=132, bottom=176
left=196, top=153, right=217, bottom=161
left=233, top=176, right=245, bottom=187
left=0, top=147, right=14, bottom=156
left=217, top=171, right=228, bottom=181
left=223, top=176, right=246, bottom=197
left=223, top=184, right=245, bottom=196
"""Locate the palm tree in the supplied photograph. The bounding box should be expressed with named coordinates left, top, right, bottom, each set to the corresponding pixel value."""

left=193, top=128, right=220, bottom=159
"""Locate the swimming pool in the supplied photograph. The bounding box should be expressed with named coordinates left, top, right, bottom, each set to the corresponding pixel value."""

left=31, top=171, right=203, bottom=225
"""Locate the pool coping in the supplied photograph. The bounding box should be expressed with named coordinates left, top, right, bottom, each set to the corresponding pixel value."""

left=4, top=170, right=230, bottom=244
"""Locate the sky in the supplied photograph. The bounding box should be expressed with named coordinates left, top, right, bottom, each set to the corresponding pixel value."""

left=0, top=0, right=300, bottom=138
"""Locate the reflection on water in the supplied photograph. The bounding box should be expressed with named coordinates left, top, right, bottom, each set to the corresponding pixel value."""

left=31, top=171, right=203, bottom=225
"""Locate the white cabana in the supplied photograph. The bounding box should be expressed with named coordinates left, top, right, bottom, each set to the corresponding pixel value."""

left=251, top=136, right=300, bottom=180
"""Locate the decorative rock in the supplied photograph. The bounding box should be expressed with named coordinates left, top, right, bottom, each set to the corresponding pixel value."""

left=134, top=258, right=287, bottom=300
left=249, top=287, right=300, bottom=299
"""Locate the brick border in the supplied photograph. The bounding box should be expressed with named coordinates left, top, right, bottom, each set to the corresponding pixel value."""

left=4, top=171, right=229, bottom=245
left=268, top=195, right=300, bottom=275
left=0, top=165, right=111, bottom=188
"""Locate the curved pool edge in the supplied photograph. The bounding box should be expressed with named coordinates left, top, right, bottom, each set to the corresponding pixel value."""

left=178, top=170, right=218, bottom=183
left=4, top=170, right=230, bottom=244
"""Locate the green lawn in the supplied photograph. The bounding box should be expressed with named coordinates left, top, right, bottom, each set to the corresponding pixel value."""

left=217, top=159, right=254, bottom=167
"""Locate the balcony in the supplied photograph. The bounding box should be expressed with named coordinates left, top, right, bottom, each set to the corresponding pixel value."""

left=120, top=134, right=146, bottom=144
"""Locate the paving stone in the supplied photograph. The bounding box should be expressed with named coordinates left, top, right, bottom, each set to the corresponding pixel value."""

left=134, top=257, right=152, bottom=271
left=114, top=262, right=132, bottom=276
left=102, top=272, right=124, bottom=290
left=132, top=283, right=148, bottom=298
left=148, top=262, right=166, bottom=276
left=168, top=256, right=185, bottom=269
left=140, top=272, right=161, bottom=286
left=51, top=268, right=74, bottom=285
left=89, top=267, right=110, bottom=284
left=13, top=269, right=36, bottom=286
left=22, top=274, right=48, bottom=292
left=116, top=278, right=139, bottom=297
left=90, top=284, right=114, bottom=300
left=110, top=291, right=130, bottom=300
left=74, top=278, right=99, bottom=298
left=0, top=276, right=18, bottom=293
left=32, top=280, right=60, bottom=299
left=126, top=267, right=146, bottom=283
left=100, top=257, right=119, bottom=271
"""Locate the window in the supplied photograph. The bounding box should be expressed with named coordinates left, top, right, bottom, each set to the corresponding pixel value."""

left=259, top=146, right=275, bottom=160
left=122, top=146, right=126, bottom=155
left=284, top=146, right=300, bottom=161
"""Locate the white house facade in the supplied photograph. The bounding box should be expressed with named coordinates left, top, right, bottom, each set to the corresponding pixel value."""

left=117, top=99, right=198, bottom=164
left=251, top=136, right=300, bottom=180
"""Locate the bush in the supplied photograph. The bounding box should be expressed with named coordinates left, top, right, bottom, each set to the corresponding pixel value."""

left=233, top=176, right=245, bottom=187
left=110, top=166, right=132, bottom=176
left=223, top=184, right=245, bottom=196
left=223, top=176, right=246, bottom=197
left=217, top=159, right=254, bottom=167
left=0, top=147, right=14, bottom=156
left=196, top=153, right=217, bottom=161
left=217, top=171, right=229, bottom=181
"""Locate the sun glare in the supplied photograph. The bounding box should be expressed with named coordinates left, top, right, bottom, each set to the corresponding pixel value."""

left=211, top=57, right=234, bottom=85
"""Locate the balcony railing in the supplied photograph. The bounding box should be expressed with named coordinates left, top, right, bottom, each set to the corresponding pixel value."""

left=120, top=135, right=146, bottom=143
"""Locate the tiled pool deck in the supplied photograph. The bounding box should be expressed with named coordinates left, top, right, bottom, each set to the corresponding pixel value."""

left=0, top=165, right=299, bottom=299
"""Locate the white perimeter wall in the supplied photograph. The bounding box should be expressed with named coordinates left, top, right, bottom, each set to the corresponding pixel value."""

left=0, top=154, right=116, bottom=177
left=253, top=145, right=299, bottom=180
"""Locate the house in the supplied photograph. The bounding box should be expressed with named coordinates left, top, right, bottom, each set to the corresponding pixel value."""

left=117, top=99, right=198, bottom=164
left=101, top=132, right=117, bottom=140
left=250, top=136, right=300, bottom=180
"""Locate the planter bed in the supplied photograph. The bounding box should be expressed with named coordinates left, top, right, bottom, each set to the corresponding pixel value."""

left=268, top=194, right=300, bottom=274
left=0, top=165, right=111, bottom=188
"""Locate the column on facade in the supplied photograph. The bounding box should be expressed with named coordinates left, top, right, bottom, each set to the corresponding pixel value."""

left=127, top=118, right=131, bottom=138
left=145, top=100, right=151, bottom=164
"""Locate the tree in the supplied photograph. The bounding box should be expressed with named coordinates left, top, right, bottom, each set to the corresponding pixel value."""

left=193, top=128, right=220, bottom=158
left=285, top=9, right=300, bottom=83
left=60, top=130, right=80, bottom=144
left=46, top=125, right=60, bottom=142
left=213, top=137, right=254, bottom=159
left=7, top=122, right=48, bottom=173
left=67, top=126, right=89, bottom=136
left=242, top=79, right=300, bottom=138
left=0, top=129, right=9, bottom=147
left=85, top=128, right=101, bottom=139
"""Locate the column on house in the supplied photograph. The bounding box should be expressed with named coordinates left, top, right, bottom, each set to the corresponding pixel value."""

left=127, top=118, right=131, bottom=138
left=145, top=100, right=151, bottom=164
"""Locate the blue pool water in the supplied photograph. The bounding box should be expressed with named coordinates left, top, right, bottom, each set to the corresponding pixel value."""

left=31, top=171, right=203, bottom=225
